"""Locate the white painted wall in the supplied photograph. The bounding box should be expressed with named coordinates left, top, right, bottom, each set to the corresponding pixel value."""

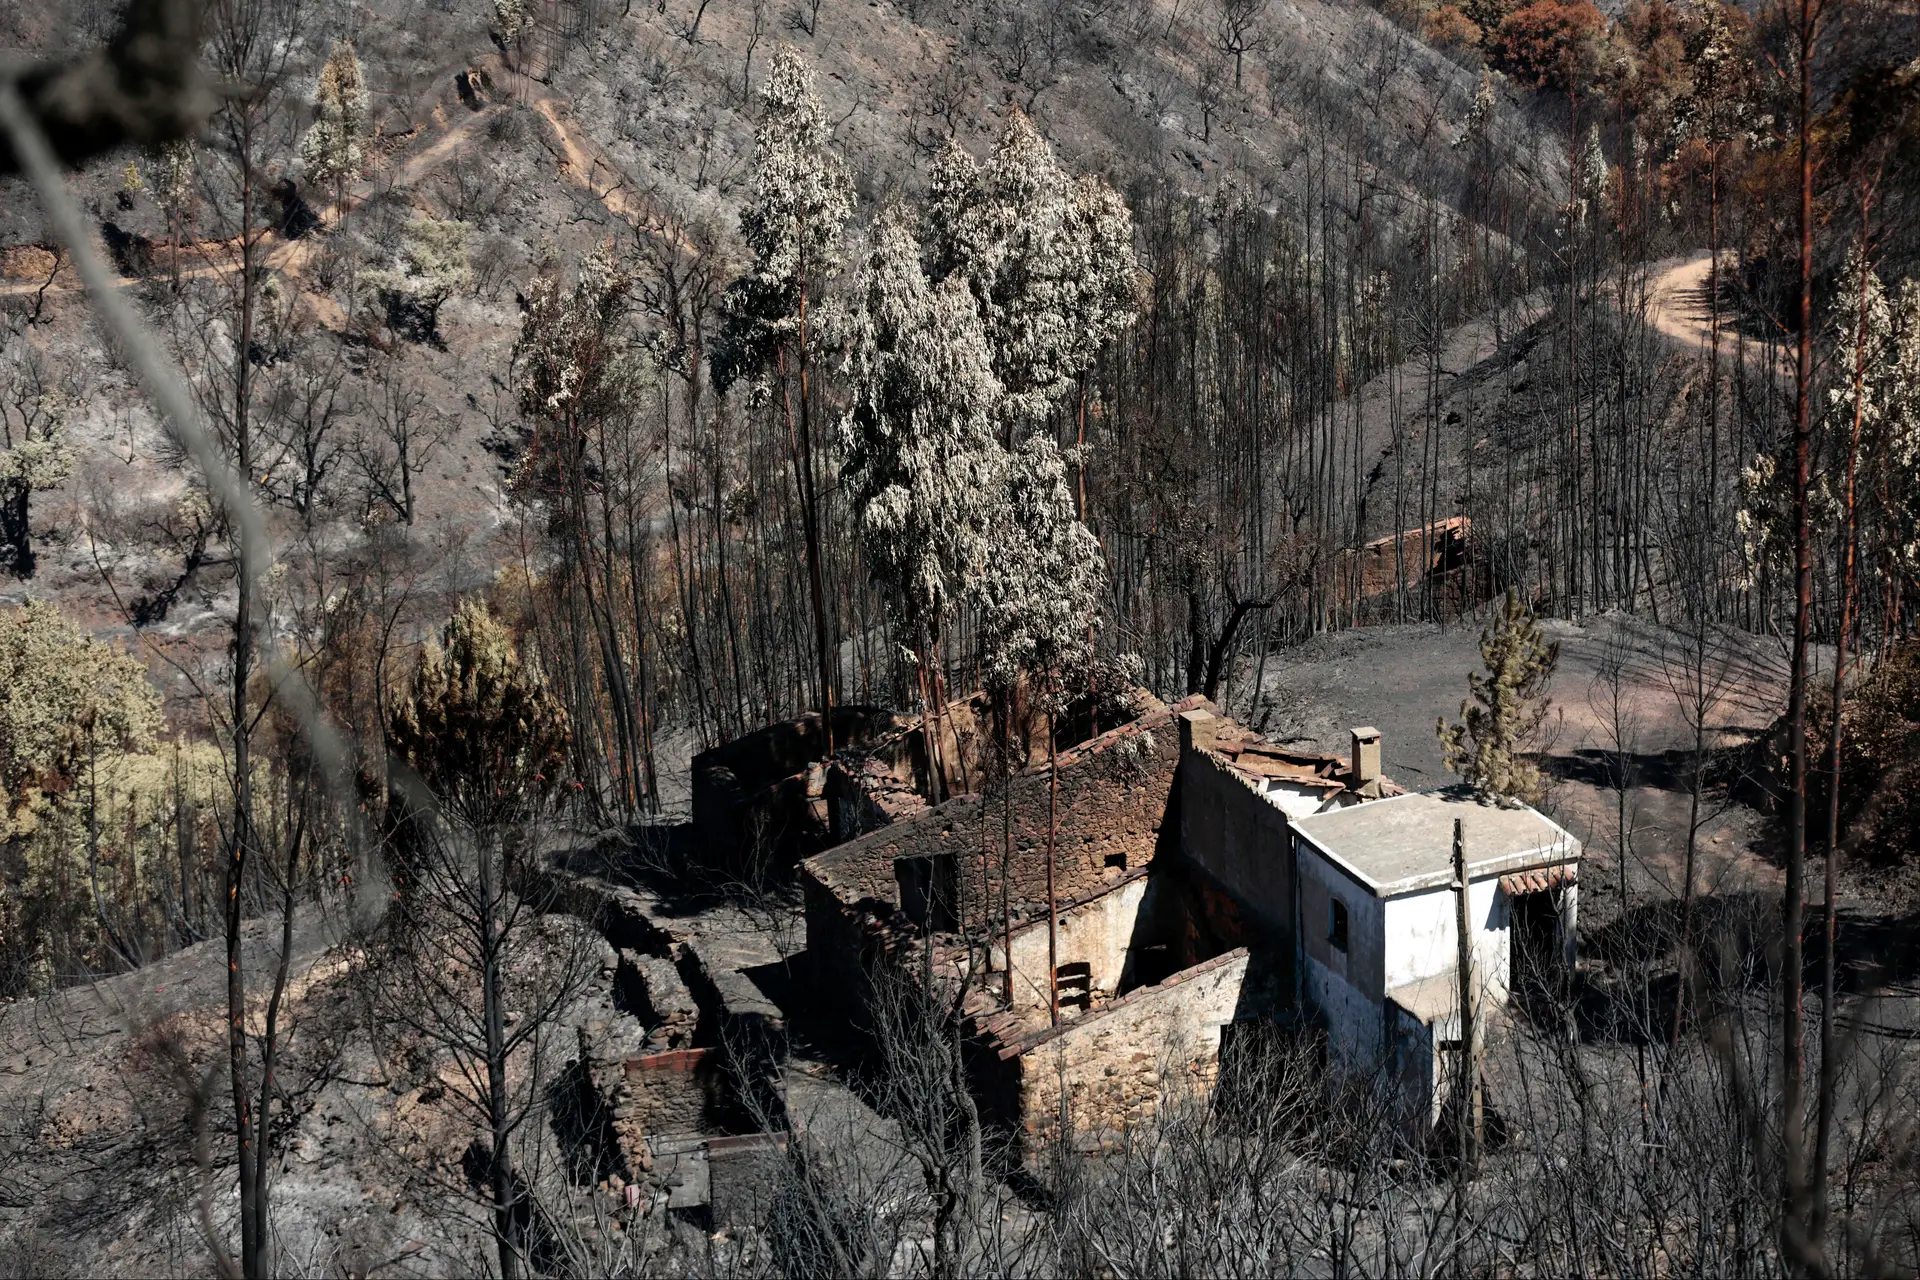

left=1381, top=877, right=1512, bottom=1006
left=1296, top=845, right=1388, bottom=1070
left=1305, top=952, right=1384, bottom=1068
left=1263, top=780, right=1333, bottom=820
left=1299, top=845, right=1558, bottom=1077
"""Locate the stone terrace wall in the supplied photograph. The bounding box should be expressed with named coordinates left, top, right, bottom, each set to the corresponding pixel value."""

left=617, top=950, right=699, bottom=1050
left=997, top=947, right=1257, bottom=1159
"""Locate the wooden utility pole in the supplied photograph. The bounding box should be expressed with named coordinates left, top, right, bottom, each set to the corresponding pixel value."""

left=1047, top=714, right=1060, bottom=1026
left=1453, top=817, right=1481, bottom=1174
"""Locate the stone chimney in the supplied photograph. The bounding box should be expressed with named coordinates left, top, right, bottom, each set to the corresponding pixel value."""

left=1350, top=727, right=1381, bottom=786
left=1179, top=709, right=1218, bottom=756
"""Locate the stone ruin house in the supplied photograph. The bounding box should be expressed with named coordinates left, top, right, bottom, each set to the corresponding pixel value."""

left=1333, top=516, right=1496, bottom=621
left=799, top=699, right=1583, bottom=1158
left=690, top=706, right=906, bottom=879
left=691, top=695, right=1063, bottom=880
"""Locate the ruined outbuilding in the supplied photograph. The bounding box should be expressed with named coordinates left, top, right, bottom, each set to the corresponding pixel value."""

left=692, top=694, right=1073, bottom=880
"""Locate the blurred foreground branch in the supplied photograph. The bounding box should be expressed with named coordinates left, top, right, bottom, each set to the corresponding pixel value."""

left=0, top=0, right=215, bottom=176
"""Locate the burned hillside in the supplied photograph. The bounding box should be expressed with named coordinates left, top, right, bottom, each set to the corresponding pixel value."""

left=3, top=0, right=1920, bottom=1273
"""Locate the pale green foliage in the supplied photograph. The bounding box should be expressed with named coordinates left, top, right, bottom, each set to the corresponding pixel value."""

left=1453, top=68, right=1497, bottom=149
left=1738, top=248, right=1920, bottom=583
left=0, top=601, right=160, bottom=840
left=714, top=47, right=854, bottom=388
left=973, top=435, right=1107, bottom=709
left=1437, top=588, right=1559, bottom=808
left=744, top=47, right=854, bottom=289
left=1825, top=244, right=1895, bottom=445
left=513, top=240, right=638, bottom=423
left=493, top=0, right=532, bottom=43
left=364, top=217, right=471, bottom=338
left=387, top=599, right=570, bottom=831
left=1577, top=124, right=1609, bottom=217
left=844, top=113, right=1132, bottom=713
left=0, top=385, right=74, bottom=494
left=919, top=111, right=1139, bottom=430
left=299, top=39, right=369, bottom=194
left=840, top=211, right=1003, bottom=645
left=370, top=217, right=471, bottom=301
left=155, top=140, right=195, bottom=222
left=120, top=160, right=143, bottom=196
left=1673, top=2, right=1753, bottom=148
left=509, top=242, right=646, bottom=511
left=0, top=736, right=223, bottom=997
left=1734, top=449, right=1798, bottom=587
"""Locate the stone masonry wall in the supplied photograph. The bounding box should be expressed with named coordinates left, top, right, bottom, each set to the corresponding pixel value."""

left=998, top=873, right=1149, bottom=1023
left=1178, top=739, right=1297, bottom=933
left=618, top=949, right=699, bottom=1051
left=624, top=1047, right=719, bottom=1138
left=804, top=696, right=1207, bottom=924
left=1000, top=948, right=1256, bottom=1159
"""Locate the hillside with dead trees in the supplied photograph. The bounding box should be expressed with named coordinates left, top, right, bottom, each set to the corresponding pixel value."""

left=1, top=0, right=1920, bottom=1273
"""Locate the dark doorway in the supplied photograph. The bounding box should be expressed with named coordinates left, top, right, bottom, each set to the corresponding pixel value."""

left=1510, top=889, right=1560, bottom=999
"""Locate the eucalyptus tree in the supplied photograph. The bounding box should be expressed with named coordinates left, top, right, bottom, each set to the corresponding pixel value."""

left=921, top=111, right=1137, bottom=449
left=297, top=38, right=366, bottom=218
left=841, top=209, right=1003, bottom=798
left=972, top=434, right=1108, bottom=1024
left=713, top=47, right=854, bottom=749
left=512, top=242, right=650, bottom=816
left=1812, top=251, right=1920, bottom=1222
left=899, top=113, right=1137, bottom=1022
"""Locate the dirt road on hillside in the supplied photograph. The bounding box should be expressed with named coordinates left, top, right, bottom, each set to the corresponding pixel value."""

left=1647, top=251, right=1719, bottom=350
left=2, top=58, right=681, bottom=312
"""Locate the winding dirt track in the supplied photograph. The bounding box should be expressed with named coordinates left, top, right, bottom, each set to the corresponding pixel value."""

left=1646, top=251, right=1720, bottom=351
left=0, top=55, right=672, bottom=306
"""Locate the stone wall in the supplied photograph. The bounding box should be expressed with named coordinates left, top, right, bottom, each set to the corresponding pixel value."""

left=529, top=868, right=676, bottom=955
left=1178, top=733, right=1298, bottom=934
left=675, top=941, right=787, bottom=1128
left=802, top=699, right=1203, bottom=1036
left=995, top=947, right=1269, bottom=1159
left=618, top=949, right=699, bottom=1050
left=706, top=1133, right=791, bottom=1227
left=691, top=706, right=905, bottom=874
left=624, top=1048, right=720, bottom=1138
left=1132, top=856, right=1263, bottom=987
left=804, top=696, right=1199, bottom=923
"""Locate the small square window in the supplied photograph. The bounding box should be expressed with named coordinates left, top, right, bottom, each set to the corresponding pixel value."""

left=1328, top=899, right=1349, bottom=953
